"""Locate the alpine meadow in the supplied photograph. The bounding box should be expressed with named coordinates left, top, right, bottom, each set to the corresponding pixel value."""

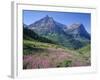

left=23, top=10, right=91, bottom=69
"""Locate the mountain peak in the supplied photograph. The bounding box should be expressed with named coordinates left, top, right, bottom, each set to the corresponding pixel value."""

left=39, top=15, right=54, bottom=24
left=45, top=15, right=49, bottom=18
left=44, top=15, right=53, bottom=21
left=68, top=23, right=83, bottom=30
left=67, top=23, right=90, bottom=40
left=68, top=23, right=87, bottom=33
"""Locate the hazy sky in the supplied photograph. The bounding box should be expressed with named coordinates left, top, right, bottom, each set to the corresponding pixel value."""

left=23, top=10, right=91, bottom=33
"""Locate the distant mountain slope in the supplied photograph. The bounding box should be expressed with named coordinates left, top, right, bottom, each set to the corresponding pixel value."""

left=66, top=23, right=90, bottom=41
left=29, top=15, right=67, bottom=35
left=23, top=26, right=56, bottom=44
left=25, top=15, right=90, bottom=49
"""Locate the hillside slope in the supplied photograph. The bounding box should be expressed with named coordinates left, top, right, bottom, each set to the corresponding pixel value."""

left=23, top=39, right=90, bottom=69
left=23, top=28, right=91, bottom=69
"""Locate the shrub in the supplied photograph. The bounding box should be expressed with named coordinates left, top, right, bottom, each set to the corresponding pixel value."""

left=56, top=60, right=72, bottom=67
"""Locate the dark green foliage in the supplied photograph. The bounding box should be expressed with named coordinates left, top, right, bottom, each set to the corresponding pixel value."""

left=68, top=39, right=85, bottom=49
left=23, top=27, right=56, bottom=44
left=44, top=32, right=88, bottom=49
left=23, top=61, right=30, bottom=69
left=56, top=60, right=72, bottom=67
left=23, top=42, right=44, bottom=55
left=62, top=60, right=72, bottom=67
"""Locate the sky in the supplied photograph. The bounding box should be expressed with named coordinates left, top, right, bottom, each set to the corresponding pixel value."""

left=23, top=10, right=91, bottom=33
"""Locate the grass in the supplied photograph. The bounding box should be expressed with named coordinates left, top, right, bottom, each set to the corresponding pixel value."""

left=78, top=44, right=90, bottom=54
left=23, top=39, right=91, bottom=69
left=77, top=44, right=91, bottom=64
left=24, top=39, right=59, bottom=49
left=23, top=39, right=63, bottom=55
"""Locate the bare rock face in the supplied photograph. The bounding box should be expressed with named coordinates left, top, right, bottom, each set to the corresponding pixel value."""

left=67, top=23, right=90, bottom=40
